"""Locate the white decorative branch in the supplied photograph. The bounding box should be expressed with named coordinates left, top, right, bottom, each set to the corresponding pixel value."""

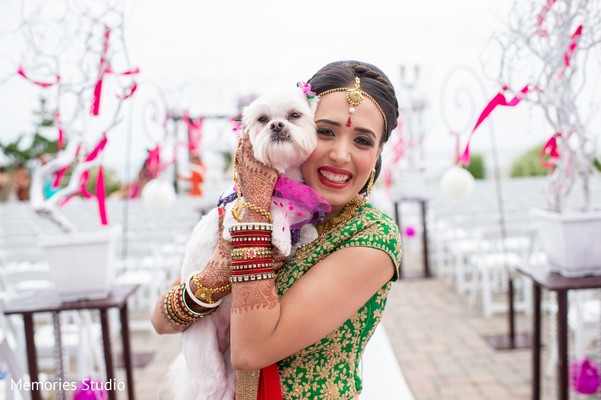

left=12, top=0, right=137, bottom=230
left=488, top=0, right=601, bottom=212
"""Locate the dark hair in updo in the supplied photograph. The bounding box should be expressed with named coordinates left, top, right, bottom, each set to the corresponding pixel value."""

left=306, top=60, right=399, bottom=194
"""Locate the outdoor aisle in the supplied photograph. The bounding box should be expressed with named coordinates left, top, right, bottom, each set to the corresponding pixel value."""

left=381, top=276, right=558, bottom=400
left=361, top=324, right=414, bottom=399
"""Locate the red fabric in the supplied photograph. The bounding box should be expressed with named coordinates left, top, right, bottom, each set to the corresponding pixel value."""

left=91, top=26, right=111, bottom=116
left=17, top=65, right=60, bottom=87
left=540, top=132, right=562, bottom=168
left=96, top=166, right=108, bottom=225
left=458, top=84, right=532, bottom=165
left=257, top=363, right=282, bottom=400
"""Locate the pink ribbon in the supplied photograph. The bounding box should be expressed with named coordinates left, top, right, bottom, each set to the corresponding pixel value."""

left=540, top=132, right=562, bottom=168
left=79, top=134, right=108, bottom=197
left=564, top=25, right=583, bottom=68
left=105, top=66, right=140, bottom=76
left=384, top=132, right=405, bottom=191
left=108, top=66, right=141, bottom=101
left=116, top=82, right=138, bottom=100
left=53, top=143, right=82, bottom=189
left=537, top=0, right=557, bottom=37
left=459, top=84, right=532, bottom=165
left=91, top=26, right=111, bottom=116
left=383, top=118, right=405, bottom=197
left=58, top=135, right=109, bottom=225
left=183, top=111, right=204, bottom=151
left=96, top=166, right=108, bottom=225
left=146, top=146, right=161, bottom=178
left=79, top=135, right=109, bottom=224
left=17, top=65, right=60, bottom=88
left=55, top=110, right=65, bottom=150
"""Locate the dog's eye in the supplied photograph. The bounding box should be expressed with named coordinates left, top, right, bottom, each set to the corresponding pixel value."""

left=257, top=116, right=268, bottom=123
left=289, top=112, right=302, bottom=119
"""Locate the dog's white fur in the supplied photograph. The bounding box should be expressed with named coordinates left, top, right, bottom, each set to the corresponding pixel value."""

left=169, top=87, right=319, bottom=399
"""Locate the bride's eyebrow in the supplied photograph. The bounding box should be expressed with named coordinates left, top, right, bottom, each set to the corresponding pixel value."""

left=315, top=119, right=341, bottom=127
left=316, top=119, right=377, bottom=138
left=354, top=127, right=376, bottom=138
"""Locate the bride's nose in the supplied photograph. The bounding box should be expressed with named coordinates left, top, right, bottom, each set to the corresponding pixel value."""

left=328, top=144, right=352, bottom=163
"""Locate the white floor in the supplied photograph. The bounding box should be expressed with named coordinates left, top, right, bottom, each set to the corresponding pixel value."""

left=361, top=324, right=414, bottom=400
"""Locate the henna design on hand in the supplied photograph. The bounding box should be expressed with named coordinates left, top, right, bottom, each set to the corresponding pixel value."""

left=192, top=207, right=232, bottom=297
left=236, top=138, right=278, bottom=211
left=231, top=280, right=279, bottom=314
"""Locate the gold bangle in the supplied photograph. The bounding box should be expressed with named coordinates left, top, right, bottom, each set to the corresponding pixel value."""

left=231, top=247, right=273, bottom=261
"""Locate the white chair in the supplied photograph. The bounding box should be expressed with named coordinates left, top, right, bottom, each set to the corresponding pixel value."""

left=0, top=327, right=31, bottom=400
left=545, top=290, right=601, bottom=377
left=467, top=227, right=536, bottom=317
left=0, top=265, right=100, bottom=378
left=114, top=244, right=169, bottom=331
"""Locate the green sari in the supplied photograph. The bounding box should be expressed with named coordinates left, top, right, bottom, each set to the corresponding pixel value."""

left=275, top=201, right=401, bottom=399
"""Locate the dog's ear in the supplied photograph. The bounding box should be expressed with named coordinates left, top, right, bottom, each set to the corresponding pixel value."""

left=308, top=96, right=320, bottom=117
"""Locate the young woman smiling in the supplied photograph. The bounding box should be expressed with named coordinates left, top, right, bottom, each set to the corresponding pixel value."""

left=152, top=60, right=402, bottom=400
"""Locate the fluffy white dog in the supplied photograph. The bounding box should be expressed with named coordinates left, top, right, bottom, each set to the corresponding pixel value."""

left=169, top=86, right=323, bottom=400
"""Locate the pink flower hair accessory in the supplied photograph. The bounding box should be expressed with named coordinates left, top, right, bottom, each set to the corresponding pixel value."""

left=297, top=81, right=316, bottom=99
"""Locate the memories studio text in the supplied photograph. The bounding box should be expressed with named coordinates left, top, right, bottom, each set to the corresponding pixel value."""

left=11, top=378, right=125, bottom=391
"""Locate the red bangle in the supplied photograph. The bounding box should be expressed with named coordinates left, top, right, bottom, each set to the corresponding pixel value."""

left=231, top=258, right=274, bottom=267
left=230, top=230, right=272, bottom=236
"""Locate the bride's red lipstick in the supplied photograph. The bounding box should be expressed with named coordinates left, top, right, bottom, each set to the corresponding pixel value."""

left=317, top=166, right=352, bottom=189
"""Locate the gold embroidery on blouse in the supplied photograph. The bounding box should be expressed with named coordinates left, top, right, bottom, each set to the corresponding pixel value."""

left=276, top=203, right=401, bottom=399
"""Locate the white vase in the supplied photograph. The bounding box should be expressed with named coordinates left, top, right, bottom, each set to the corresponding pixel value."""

left=40, top=227, right=119, bottom=301
left=531, top=208, right=601, bottom=277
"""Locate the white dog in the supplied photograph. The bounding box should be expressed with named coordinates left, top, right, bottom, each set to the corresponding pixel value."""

left=169, top=86, right=325, bottom=400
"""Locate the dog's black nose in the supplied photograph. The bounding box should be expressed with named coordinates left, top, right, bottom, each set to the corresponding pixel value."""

left=270, top=121, right=285, bottom=133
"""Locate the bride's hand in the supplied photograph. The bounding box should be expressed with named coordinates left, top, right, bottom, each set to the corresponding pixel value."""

left=234, top=137, right=278, bottom=220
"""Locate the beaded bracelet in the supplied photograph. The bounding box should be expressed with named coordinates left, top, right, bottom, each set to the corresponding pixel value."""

left=229, top=222, right=273, bottom=233
left=231, top=200, right=273, bottom=223
left=231, top=236, right=272, bottom=247
left=228, top=222, right=275, bottom=283
left=230, top=271, right=276, bottom=283
left=230, top=261, right=274, bottom=271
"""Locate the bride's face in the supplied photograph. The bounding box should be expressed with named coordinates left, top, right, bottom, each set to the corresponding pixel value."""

left=301, top=91, right=383, bottom=216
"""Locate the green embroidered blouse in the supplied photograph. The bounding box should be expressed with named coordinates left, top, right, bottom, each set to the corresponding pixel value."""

left=275, top=201, right=401, bottom=399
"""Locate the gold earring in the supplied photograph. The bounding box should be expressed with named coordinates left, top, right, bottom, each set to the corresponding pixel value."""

left=366, top=169, right=376, bottom=199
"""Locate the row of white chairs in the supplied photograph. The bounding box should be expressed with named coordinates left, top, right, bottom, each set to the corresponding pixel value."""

left=420, top=175, right=601, bottom=377
left=0, top=195, right=207, bottom=391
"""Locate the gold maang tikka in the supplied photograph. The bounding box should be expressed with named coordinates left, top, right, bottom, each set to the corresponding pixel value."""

left=317, top=76, right=388, bottom=132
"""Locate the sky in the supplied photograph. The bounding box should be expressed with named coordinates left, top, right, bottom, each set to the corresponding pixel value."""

left=1, top=0, right=598, bottom=183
